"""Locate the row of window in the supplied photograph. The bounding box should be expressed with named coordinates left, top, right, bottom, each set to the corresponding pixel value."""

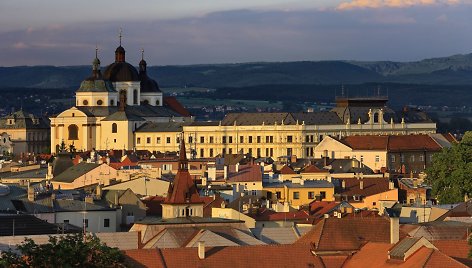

left=64, top=218, right=110, bottom=228
left=269, top=191, right=327, bottom=200
left=390, top=154, right=432, bottom=163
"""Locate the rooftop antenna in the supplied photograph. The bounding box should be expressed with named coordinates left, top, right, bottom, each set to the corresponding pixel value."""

left=95, top=44, right=98, bottom=58
left=141, top=48, right=144, bottom=60
left=119, top=28, right=123, bottom=46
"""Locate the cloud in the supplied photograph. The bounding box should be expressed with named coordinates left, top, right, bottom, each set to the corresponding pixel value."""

left=337, top=0, right=462, bottom=10
left=12, top=42, right=28, bottom=49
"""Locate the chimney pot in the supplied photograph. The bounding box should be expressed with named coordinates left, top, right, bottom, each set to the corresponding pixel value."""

left=198, top=241, right=205, bottom=259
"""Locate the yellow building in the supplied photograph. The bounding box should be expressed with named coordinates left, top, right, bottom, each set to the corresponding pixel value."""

left=0, top=110, right=50, bottom=155
left=135, top=97, right=436, bottom=159
left=264, top=179, right=335, bottom=208
left=50, top=44, right=192, bottom=154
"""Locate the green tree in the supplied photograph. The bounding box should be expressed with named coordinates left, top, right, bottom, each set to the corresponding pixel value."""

left=426, top=131, right=472, bottom=204
left=0, top=233, right=126, bottom=268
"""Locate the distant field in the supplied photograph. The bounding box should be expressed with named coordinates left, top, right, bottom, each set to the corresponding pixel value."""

left=162, top=87, right=216, bottom=93
left=176, top=96, right=283, bottom=109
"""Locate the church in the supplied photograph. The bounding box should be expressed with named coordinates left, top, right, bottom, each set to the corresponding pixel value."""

left=50, top=41, right=192, bottom=153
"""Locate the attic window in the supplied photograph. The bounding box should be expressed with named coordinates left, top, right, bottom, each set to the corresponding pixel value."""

left=353, top=195, right=361, bottom=201
left=156, top=99, right=160, bottom=106
left=97, top=100, right=103, bottom=106
left=83, top=100, right=88, bottom=105
left=7, top=119, right=14, bottom=125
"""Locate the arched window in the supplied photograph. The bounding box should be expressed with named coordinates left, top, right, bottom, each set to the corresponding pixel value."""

left=97, top=99, right=103, bottom=106
left=133, top=89, right=138, bottom=105
left=110, top=99, right=115, bottom=106
left=68, top=124, right=79, bottom=140
left=156, top=99, right=160, bottom=106
left=112, top=123, right=117, bottom=133
left=374, top=113, right=379, bottom=123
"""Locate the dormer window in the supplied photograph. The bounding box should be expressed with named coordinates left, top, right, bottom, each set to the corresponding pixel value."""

left=7, top=119, right=14, bottom=125
left=353, top=195, right=362, bottom=201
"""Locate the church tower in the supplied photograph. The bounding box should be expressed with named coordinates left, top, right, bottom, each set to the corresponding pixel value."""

left=139, top=49, right=163, bottom=106
left=161, top=135, right=204, bottom=219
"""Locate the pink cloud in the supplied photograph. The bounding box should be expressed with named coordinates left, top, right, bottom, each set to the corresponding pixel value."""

left=12, top=42, right=29, bottom=49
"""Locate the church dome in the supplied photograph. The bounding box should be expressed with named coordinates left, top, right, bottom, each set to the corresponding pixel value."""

left=103, top=62, right=140, bottom=82
left=77, top=79, right=114, bottom=92
left=138, top=56, right=161, bottom=93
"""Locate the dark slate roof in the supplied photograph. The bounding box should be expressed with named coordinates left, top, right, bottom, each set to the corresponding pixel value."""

left=103, top=62, right=140, bottom=82
left=0, top=110, right=50, bottom=129
left=52, top=153, right=74, bottom=177
left=53, top=199, right=115, bottom=212
left=52, top=162, right=100, bottom=183
left=220, top=112, right=343, bottom=126
left=189, top=121, right=220, bottom=126
left=0, top=168, right=47, bottom=180
left=75, top=104, right=183, bottom=119
left=76, top=78, right=115, bottom=93
left=0, top=214, right=80, bottom=236
left=0, top=185, right=26, bottom=212
left=139, top=73, right=161, bottom=93
left=135, top=122, right=191, bottom=132
left=102, top=111, right=145, bottom=122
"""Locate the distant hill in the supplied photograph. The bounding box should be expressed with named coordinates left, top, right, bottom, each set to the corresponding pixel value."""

left=1, top=53, right=472, bottom=89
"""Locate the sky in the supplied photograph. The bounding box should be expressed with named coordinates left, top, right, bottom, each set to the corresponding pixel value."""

left=0, top=0, right=471, bottom=66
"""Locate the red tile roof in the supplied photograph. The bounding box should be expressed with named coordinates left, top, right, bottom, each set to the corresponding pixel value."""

left=301, top=164, right=328, bottom=173
left=296, top=217, right=405, bottom=251
left=341, top=135, right=443, bottom=152
left=226, top=164, right=262, bottom=182
left=164, top=96, right=191, bottom=117
left=202, top=195, right=226, bottom=217
left=125, top=244, right=327, bottom=268
left=432, top=240, right=472, bottom=267
left=337, top=178, right=394, bottom=202
left=279, top=165, right=296, bottom=174
left=164, top=140, right=204, bottom=204
left=309, top=201, right=341, bottom=216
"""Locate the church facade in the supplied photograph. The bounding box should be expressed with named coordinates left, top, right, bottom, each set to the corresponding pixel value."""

left=50, top=44, right=192, bottom=153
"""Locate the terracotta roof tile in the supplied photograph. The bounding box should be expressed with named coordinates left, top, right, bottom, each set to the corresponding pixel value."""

left=301, top=164, right=328, bottom=173
left=163, top=96, right=191, bottom=117
left=341, top=135, right=443, bottom=152
left=125, top=244, right=324, bottom=268
left=336, top=178, right=394, bottom=202
left=279, top=165, right=296, bottom=174
left=226, top=164, right=262, bottom=182
left=432, top=240, right=472, bottom=267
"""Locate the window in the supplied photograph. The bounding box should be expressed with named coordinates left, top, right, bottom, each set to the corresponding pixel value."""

left=360, top=155, right=364, bottom=163
left=319, top=135, right=324, bottom=141
left=419, top=155, right=424, bottom=162
left=293, top=192, right=300, bottom=200
left=270, top=136, right=274, bottom=143
left=83, top=100, right=89, bottom=105
left=228, top=148, right=232, bottom=154
left=267, top=192, right=273, bottom=199
left=252, top=190, right=257, bottom=196
left=270, top=148, right=273, bottom=157
left=320, top=191, right=326, bottom=200
left=68, top=124, right=79, bottom=140
left=114, top=139, right=116, bottom=143
left=146, top=137, right=151, bottom=144
left=200, top=148, right=204, bottom=157
left=63, top=220, right=69, bottom=224
left=133, top=89, right=138, bottom=105
left=240, top=136, right=244, bottom=143
left=209, top=136, right=214, bottom=143
left=97, top=99, right=103, bottom=105
left=156, top=99, right=160, bottom=106
left=229, top=136, right=233, bottom=143
left=266, top=148, right=269, bottom=156
left=287, top=148, right=292, bottom=156
left=166, top=137, right=171, bottom=144
left=375, top=155, right=380, bottom=162
left=411, top=155, right=415, bottom=162
left=257, top=148, right=261, bottom=157
left=157, top=137, right=161, bottom=144
left=176, top=137, right=180, bottom=143
left=209, top=148, right=214, bottom=157
left=287, top=136, right=293, bottom=143
left=257, top=136, right=261, bottom=143
left=112, top=123, right=117, bottom=133
left=308, top=192, right=315, bottom=199
left=390, top=155, right=396, bottom=163
left=249, top=136, right=253, bottom=143
left=266, top=136, right=270, bottom=143
left=276, top=191, right=281, bottom=199
left=306, top=135, right=310, bottom=142
left=104, top=218, right=110, bottom=228
left=188, top=136, right=193, bottom=143
left=374, top=113, right=379, bottom=123
left=110, top=99, right=115, bottom=106
left=137, top=137, right=141, bottom=144
left=400, top=154, right=405, bottom=163
left=372, top=202, right=376, bottom=206
left=248, top=148, right=252, bottom=155
left=200, top=136, right=205, bottom=143
left=222, top=136, right=227, bottom=143
left=83, top=219, right=89, bottom=228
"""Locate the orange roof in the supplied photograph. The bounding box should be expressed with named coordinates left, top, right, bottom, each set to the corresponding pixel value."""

left=337, top=178, right=393, bottom=202
left=432, top=240, right=472, bottom=267
left=296, top=217, right=404, bottom=251
left=279, top=165, right=296, bottom=174
left=125, top=244, right=327, bottom=268
left=226, top=164, right=262, bottom=182
left=301, top=164, right=327, bottom=173
left=164, top=96, right=191, bottom=117
left=341, top=135, right=443, bottom=152
left=309, top=201, right=341, bottom=216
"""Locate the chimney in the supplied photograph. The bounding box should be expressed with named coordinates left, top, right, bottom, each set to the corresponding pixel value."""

left=290, top=155, right=297, bottom=163
left=27, top=183, right=35, bottom=202
left=341, top=180, right=346, bottom=189
left=235, top=163, right=239, bottom=173
left=223, top=166, right=228, bottom=180
left=390, top=217, right=400, bottom=244
left=96, top=184, right=102, bottom=198
left=359, top=180, right=364, bottom=190
left=198, top=241, right=205, bottom=259
left=389, top=181, right=395, bottom=190
left=323, top=150, right=329, bottom=167
left=85, top=195, right=94, bottom=204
